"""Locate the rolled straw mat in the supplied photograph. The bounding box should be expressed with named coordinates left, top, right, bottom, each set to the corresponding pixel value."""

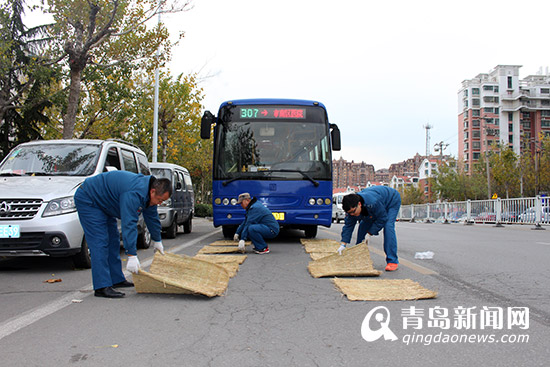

left=300, top=239, right=341, bottom=253
left=198, top=245, right=245, bottom=254
left=307, top=242, right=381, bottom=278
left=132, top=252, right=229, bottom=297
left=208, top=240, right=251, bottom=247
left=333, top=278, right=438, bottom=301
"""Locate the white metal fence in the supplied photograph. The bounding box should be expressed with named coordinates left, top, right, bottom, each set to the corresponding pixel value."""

left=398, top=196, right=549, bottom=227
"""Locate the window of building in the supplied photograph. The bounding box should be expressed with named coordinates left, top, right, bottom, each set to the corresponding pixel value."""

left=541, top=110, right=550, bottom=117
left=464, top=132, right=469, bottom=139
left=484, top=108, right=493, bottom=114
left=472, top=109, right=480, bottom=116
left=472, top=99, right=480, bottom=106
left=483, top=85, right=494, bottom=91
left=542, top=100, right=550, bottom=106
left=509, top=134, right=513, bottom=143
left=473, top=142, right=481, bottom=149
left=494, top=108, right=499, bottom=114
left=472, top=131, right=480, bottom=138
left=472, top=88, right=480, bottom=95
left=522, top=121, right=531, bottom=129
left=541, top=88, right=549, bottom=94
left=473, top=120, right=480, bottom=127
left=464, top=142, right=469, bottom=150
left=508, top=112, right=514, bottom=122
left=507, top=76, right=513, bottom=89
left=465, top=163, right=469, bottom=172
left=509, top=123, right=513, bottom=132
left=542, top=121, right=550, bottom=128
left=495, top=118, right=500, bottom=125
left=464, top=121, right=469, bottom=128
left=473, top=152, right=480, bottom=160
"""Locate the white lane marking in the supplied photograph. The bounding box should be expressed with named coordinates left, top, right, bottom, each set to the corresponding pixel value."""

left=0, top=229, right=221, bottom=342
left=536, top=242, right=550, bottom=245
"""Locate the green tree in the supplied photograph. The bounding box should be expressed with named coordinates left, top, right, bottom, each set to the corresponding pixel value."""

left=45, top=0, right=190, bottom=139
left=400, top=185, right=425, bottom=205
left=491, top=147, right=520, bottom=198
left=0, top=0, right=58, bottom=157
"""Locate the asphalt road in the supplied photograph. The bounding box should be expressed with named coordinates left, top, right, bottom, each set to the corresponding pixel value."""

left=0, top=218, right=548, bottom=366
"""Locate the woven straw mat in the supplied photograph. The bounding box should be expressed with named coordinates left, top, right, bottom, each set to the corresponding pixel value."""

left=198, top=245, right=245, bottom=254
left=194, top=254, right=248, bottom=265
left=132, top=252, right=229, bottom=297
left=300, top=238, right=341, bottom=253
left=307, top=242, right=381, bottom=278
left=333, top=278, right=438, bottom=301
left=208, top=240, right=251, bottom=247
left=193, top=254, right=248, bottom=278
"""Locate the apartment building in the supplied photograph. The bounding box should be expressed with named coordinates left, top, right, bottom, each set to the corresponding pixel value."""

left=332, top=157, right=375, bottom=189
left=458, top=65, right=550, bottom=172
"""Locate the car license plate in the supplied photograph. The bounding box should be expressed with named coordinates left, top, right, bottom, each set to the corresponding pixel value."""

left=0, top=224, right=20, bottom=238
left=272, top=212, right=285, bottom=221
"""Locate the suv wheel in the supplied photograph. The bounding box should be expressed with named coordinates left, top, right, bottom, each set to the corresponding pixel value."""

left=72, top=238, right=92, bottom=269
left=137, top=225, right=151, bottom=249
left=165, top=217, right=178, bottom=239
left=183, top=215, right=192, bottom=234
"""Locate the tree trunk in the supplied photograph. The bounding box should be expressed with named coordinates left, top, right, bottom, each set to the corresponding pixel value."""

left=63, top=66, right=83, bottom=139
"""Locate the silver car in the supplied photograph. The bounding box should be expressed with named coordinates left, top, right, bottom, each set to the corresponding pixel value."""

left=0, top=139, right=150, bottom=268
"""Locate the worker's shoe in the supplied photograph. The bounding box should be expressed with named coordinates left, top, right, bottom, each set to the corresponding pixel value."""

left=94, top=286, right=125, bottom=298
left=254, top=247, right=270, bottom=254
left=112, top=280, right=134, bottom=288
left=385, top=263, right=399, bottom=271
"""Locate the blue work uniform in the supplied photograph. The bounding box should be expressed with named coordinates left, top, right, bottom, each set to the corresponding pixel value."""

left=340, top=186, right=401, bottom=264
left=74, top=171, right=162, bottom=290
left=236, top=198, right=280, bottom=251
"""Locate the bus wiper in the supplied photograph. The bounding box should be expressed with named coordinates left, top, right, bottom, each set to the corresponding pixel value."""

left=266, top=169, right=319, bottom=187
left=222, top=176, right=249, bottom=186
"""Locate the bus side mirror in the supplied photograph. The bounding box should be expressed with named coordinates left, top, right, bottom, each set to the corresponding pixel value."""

left=201, top=111, right=215, bottom=139
left=330, top=124, right=341, bottom=151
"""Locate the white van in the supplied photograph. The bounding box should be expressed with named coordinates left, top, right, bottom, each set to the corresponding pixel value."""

left=332, top=192, right=348, bottom=223
left=0, top=139, right=151, bottom=268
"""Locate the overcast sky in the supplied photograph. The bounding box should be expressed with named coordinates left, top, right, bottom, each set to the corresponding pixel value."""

left=163, top=0, right=550, bottom=170
left=25, top=0, right=550, bottom=170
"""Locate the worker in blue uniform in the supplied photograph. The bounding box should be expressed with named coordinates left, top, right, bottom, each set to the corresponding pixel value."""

left=233, top=193, right=280, bottom=254
left=338, top=186, right=401, bottom=271
left=74, top=171, right=171, bottom=298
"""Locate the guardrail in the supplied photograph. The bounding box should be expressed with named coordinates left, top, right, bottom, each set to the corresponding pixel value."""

left=399, top=196, right=548, bottom=228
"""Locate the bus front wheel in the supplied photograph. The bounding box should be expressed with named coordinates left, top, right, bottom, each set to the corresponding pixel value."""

left=304, top=225, right=317, bottom=238
left=222, top=225, right=237, bottom=239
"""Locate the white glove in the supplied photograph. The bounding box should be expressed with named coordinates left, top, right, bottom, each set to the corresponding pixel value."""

left=337, top=243, right=347, bottom=255
left=126, top=255, right=140, bottom=274
left=238, top=240, right=245, bottom=252
left=153, top=240, right=165, bottom=255
left=233, top=233, right=239, bottom=241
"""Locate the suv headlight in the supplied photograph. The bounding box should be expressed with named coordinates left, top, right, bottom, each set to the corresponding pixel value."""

left=159, top=198, right=172, bottom=207
left=42, top=196, right=77, bottom=217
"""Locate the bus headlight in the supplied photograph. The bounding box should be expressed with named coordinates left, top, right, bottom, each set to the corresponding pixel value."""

left=308, top=198, right=316, bottom=205
left=214, top=198, right=221, bottom=205
left=325, top=198, right=331, bottom=205
left=316, top=198, right=323, bottom=206
left=222, top=198, right=229, bottom=205
left=231, top=198, right=237, bottom=205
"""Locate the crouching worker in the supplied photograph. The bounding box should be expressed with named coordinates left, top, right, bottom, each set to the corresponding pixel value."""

left=74, top=171, right=171, bottom=298
left=338, top=186, right=401, bottom=271
left=233, top=193, right=279, bottom=254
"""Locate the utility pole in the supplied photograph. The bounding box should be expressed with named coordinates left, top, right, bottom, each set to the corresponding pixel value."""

left=433, top=141, right=449, bottom=162
left=152, top=3, right=161, bottom=163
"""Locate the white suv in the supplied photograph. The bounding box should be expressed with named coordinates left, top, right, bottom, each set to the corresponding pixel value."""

left=0, top=139, right=150, bottom=268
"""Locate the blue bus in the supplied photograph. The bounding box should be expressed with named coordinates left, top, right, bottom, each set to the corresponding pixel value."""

left=201, top=99, right=341, bottom=238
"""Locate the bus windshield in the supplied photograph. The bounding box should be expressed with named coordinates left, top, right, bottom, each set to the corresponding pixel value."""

left=215, top=107, right=331, bottom=181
